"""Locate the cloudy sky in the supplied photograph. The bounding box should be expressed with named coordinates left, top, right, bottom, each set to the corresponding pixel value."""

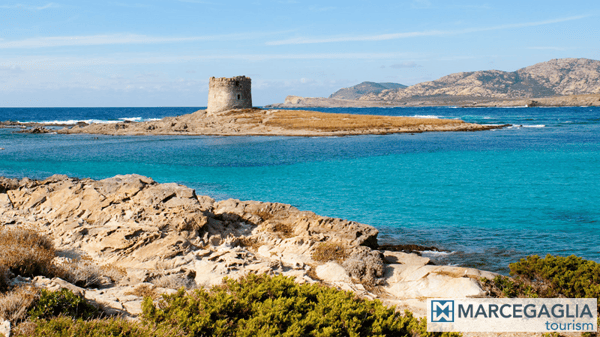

left=0, top=0, right=598, bottom=107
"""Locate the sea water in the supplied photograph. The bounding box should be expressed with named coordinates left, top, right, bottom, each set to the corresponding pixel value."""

left=0, top=106, right=598, bottom=274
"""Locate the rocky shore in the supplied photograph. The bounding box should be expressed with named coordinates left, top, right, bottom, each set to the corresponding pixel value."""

left=266, top=93, right=600, bottom=108
left=0, top=108, right=503, bottom=137
left=0, top=174, right=496, bottom=322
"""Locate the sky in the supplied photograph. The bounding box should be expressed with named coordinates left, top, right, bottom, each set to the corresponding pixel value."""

left=0, top=0, right=599, bottom=107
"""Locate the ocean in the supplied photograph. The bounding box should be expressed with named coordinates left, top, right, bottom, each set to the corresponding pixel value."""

left=0, top=106, right=598, bottom=274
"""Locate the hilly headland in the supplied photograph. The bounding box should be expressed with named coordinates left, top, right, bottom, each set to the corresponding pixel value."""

left=267, top=58, right=600, bottom=108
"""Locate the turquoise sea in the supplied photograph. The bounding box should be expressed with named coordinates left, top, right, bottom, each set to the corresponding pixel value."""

left=0, top=106, right=598, bottom=274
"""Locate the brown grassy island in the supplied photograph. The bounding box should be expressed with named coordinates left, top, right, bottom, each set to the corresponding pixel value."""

left=54, top=108, right=504, bottom=137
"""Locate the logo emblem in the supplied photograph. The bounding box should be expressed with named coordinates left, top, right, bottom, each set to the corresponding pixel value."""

left=431, top=300, right=454, bottom=322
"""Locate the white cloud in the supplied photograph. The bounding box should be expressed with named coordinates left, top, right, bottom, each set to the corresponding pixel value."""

left=0, top=32, right=271, bottom=49
left=0, top=52, right=418, bottom=70
left=266, top=15, right=591, bottom=45
left=0, top=65, right=25, bottom=75
left=0, top=2, right=58, bottom=10
left=390, top=61, right=421, bottom=69
left=527, top=46, right=567, bottom=51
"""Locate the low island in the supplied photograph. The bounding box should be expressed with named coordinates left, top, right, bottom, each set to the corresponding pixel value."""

left=54, top=108, right=504, bottom=137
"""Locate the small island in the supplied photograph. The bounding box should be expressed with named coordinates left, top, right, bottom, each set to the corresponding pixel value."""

left=49, top=76, right=503, bottom=137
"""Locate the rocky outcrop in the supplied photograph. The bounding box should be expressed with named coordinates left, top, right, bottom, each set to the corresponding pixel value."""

left=268, top=58, right=600, bottom=108
left=362, top=58, right=600, bottom=101
left=329, top=82, right=407, bottom=100
left=0, top=174, right=496, bottom=318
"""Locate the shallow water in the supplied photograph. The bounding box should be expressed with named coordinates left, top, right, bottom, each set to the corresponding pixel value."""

left=1, top=106, right=598, bottom=273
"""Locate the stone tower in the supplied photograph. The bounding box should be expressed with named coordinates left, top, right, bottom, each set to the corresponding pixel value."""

left=207, top=76, right=252, bottom=114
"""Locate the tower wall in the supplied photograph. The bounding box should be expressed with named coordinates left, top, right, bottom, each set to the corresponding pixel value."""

left=207, top=76, right=252, bottom=114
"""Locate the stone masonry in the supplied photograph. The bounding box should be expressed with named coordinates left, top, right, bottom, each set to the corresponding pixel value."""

left=207, top=76, right=252, bottom=114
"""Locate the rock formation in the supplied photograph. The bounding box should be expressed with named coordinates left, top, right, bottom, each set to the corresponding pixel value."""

left=0, top=174, right=496, bottom=319
left=268, top=58, right=600, bottom=108
left=329, top=82, right=407, bottom=100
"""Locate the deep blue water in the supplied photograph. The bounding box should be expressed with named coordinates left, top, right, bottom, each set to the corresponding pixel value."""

left=0, top=106, right=598, bottom=274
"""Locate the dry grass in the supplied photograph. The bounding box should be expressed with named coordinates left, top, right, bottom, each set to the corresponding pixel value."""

left=236, top=237, right=262, bottom=251
left=265, top=110, right=461, bottom=132
left=100, top=264, right=127, bottom=284
left=151, top=275, right=195, bottom=290
left=311, top=242, right=349, bottom=264
left=0, top=266, right=10, bottom=293
left=57, top=259, right=104, bottom=288
left=271, top=223, right=294, bottom=238
left=125, top=284, right=159, bottom=300
left=0, top=286, right=38, bottom=324
left=0, top=228, right=56, bottom=278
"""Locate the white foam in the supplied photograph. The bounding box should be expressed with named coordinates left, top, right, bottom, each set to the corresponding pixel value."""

left=119, top=117, right=142, bottom=122
left=421, top=250, right=455, bottom=257
left=36, top=119, right=119, bottom=125
left=411, top=115, right=441, bottom=119
left=24, top=117, right=162, bottom=125
left=508, top=124, right=545, bottom=129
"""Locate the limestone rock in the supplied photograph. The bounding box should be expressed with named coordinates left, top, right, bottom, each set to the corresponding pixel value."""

left=361, top=58, right=600, bottom=101
left=316, top=262, right=352, bottom=283
left=1, top=174, right=500, bottom=318
left=0, top=320, right=10, bottom=337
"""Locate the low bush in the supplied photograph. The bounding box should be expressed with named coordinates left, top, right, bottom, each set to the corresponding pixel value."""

left=28, top=288, right=100, bottom=321
left=0, top=228, right=56, bottom=278
left=142, top=273, right=454, bottom=337
left=482, top=254, right=600, bottom=307
left=14, top=316, right=186, bottom=337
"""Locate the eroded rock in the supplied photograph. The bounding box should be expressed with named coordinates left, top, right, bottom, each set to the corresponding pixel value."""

left=0, top=174, right=498, bottom=318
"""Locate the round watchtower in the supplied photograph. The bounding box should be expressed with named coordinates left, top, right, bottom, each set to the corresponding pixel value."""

left=207, top=76, right=252, bottom=114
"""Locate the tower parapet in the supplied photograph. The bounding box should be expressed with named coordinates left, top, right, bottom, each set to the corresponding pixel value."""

left=207, top=76, right=252, bottom=114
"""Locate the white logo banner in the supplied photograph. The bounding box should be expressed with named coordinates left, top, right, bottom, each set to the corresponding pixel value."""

left=427, top=298, right=597, bottom=333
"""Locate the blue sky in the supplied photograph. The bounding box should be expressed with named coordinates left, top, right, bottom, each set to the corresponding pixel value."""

left=0, top=0, right=598, bottom=107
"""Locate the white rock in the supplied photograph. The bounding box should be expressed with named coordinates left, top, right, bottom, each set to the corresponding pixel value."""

left=316, top=262, right=351, bottom=283
left=0, top=320, right=10, bottom=337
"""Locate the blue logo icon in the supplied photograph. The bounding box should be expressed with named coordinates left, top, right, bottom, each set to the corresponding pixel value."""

left=431, top=300, right=454, bottom=323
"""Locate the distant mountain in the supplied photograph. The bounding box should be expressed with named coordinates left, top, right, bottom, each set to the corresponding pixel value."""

left=359, top=58, right=600, bottom=101
left=329, top=81, right=407, bottom=100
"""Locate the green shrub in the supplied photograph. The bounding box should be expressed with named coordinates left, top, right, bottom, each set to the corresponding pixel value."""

left=142, top=273, right=431, bottom=336
left=15, top=316, right=185, bottom=337
left=481, top=254, right=600, bottom=314
left=28, top=288, right=100, bottom=321
left=509, top=254, right=600, bottom=300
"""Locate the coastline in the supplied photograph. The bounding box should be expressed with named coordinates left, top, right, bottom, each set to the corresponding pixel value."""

left=266, top=93, right=600, bottom=109
left=0, top=174, right=496, bottom=319
left=0, top=108, right=505, bottom=137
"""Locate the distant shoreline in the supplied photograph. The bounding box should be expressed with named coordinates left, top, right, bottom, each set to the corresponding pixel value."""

left=266, top=94, right=600, bottom=109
